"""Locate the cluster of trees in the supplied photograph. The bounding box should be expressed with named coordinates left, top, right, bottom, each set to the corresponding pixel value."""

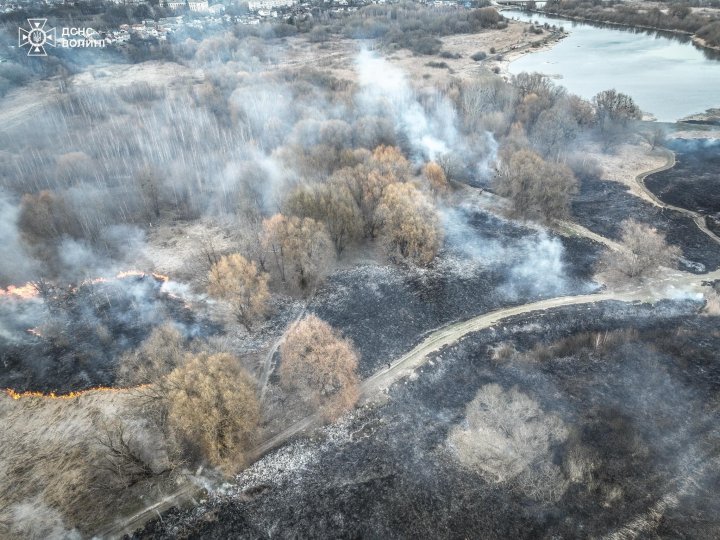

left=111, top=312, right=360, bottom=476
left=333, top=4, right=504, bottom=55
left=455, top=69, right=644, bottom=223
left=544, top=0, right=720, bottom=48
left=281, top=145, right=444, bottom=267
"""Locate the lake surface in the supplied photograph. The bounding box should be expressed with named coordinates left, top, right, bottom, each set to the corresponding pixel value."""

left=505, top=10, right=720, bottom=122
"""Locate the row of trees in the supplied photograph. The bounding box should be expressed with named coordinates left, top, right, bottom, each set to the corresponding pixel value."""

left=544, top=0, right=720, bottom=48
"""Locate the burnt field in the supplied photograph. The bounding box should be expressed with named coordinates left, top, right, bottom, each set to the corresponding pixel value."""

left=309, top=204, right=600, bottom=376
left=572, top=174, right=720, bottom=273
left=133, top=298, right=720, bottom=539
left=645, top=139, right=720, bottom=236
left=0, top=274, right=217, bottom=393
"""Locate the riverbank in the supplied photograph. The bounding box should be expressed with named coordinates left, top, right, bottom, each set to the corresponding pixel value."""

left=536, top=7, right=720, bottom=54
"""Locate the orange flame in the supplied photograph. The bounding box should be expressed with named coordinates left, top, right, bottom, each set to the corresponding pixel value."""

left=1, top=271, right=170, bottom=302
left=0, top=283, right=39, bottom=299
left=5, top=383, right=151, bottom=401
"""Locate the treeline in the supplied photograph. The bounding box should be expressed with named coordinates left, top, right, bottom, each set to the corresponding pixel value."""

left=327, top=3, right=504, bottom=54
left=544, top=0, right=720, bottom=48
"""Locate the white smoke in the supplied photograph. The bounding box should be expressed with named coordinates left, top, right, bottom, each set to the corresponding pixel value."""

left=355, top=49, right=459, bottom=161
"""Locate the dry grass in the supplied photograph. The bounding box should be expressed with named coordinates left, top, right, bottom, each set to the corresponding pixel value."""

left=579, top=140, right=668, bottom=204
left=0, top=391, right=178, bottom=537
left=704, top=288, right=720, bottom=315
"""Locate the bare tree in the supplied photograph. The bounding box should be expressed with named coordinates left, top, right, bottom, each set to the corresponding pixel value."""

left=377, top=182, right=443, bottom=266
left=208, top=253, right=270, bottom=331
left=494, top=149, right=577, bottom=223
left=135, top=168, right=162, bottom=220
left=93, top=420, right=161, bottom=489
left=261, top=214, right=333, bottom=291
left=166, top=352, right=261, bottom=473
left=279, top=314, right=360, bottom=421
left=448, top=384, right=569, bottom=502
left=592, top=89, right=642, bottom=149
left=596, top=219, right=681, bottom=284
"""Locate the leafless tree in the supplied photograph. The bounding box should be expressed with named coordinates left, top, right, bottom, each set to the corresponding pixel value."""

left=596, top=219, right=681, bottom=284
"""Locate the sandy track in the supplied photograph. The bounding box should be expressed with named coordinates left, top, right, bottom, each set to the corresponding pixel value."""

left=634, top=149, right=720, bottom=246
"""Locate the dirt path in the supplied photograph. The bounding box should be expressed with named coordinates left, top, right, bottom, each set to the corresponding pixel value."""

left=634, top=149, right=720, bottom=246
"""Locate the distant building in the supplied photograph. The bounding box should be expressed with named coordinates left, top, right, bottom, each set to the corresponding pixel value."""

left=248, top=0, right=296, bottom=12
left=165, top=0, right=211, bottom=12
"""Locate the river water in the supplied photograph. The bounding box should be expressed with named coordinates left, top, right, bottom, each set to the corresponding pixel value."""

left=505, top=9, right=720, bottom=122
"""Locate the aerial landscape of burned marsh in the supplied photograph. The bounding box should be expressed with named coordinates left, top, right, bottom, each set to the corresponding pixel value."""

left=1, top=0, right=720, bottom=538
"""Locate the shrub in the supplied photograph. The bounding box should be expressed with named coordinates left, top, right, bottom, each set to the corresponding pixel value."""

left=596, top=219, right=681, bottom=285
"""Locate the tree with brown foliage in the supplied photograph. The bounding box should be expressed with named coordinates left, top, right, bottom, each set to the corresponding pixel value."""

left=279, top=315, right=360, bottom=421
left=284, top=181, right=363, bottom=254
left=422, top=161, right=450, bottom=196
left=494, top=149, right=577, bottom=223
left=596, top=219, right=681, bottom=285
left=377, top=182, right=443, bottom=266
left=208, top=253, right=270, bottom=330
left=166, top=352, right=261, bottom=473
left=18, top=190, right=82, bottom=247
left=325, top=145, right=413, bottom=239
left=261, top=214, right=333, bottom=291
left=370, top=144, right=412, bottom=183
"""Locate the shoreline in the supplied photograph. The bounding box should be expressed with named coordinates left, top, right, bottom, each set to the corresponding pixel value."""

left=532, top=8, right=720, bottom=54
left=492, top=22, right=567, bottom=78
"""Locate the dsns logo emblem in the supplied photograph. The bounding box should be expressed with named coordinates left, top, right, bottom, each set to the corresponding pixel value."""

left=18, top=18, right=56, bottom=56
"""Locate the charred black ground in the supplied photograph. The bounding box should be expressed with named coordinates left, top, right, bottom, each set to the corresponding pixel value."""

left=310, top=206, right=599, bottom=377
left=131, top=299, right=720, bottom=539
left=0, top=274, right=215, bottom=393
left=645, top=139, right=720, bottom=237
left=572, top=173, right=720, bottom=273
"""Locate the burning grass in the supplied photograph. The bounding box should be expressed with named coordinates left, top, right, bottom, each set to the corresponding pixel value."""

left=0, top=271, right=209, bottom=394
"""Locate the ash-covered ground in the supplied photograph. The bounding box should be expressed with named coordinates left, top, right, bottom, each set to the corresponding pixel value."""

left=645, top=139, right=720, bottom=235
left=132, top=299, right=720, bottom=539
left=572, top=168, right=720, bottom=273
left=309, top=204, right=599, bottom=376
